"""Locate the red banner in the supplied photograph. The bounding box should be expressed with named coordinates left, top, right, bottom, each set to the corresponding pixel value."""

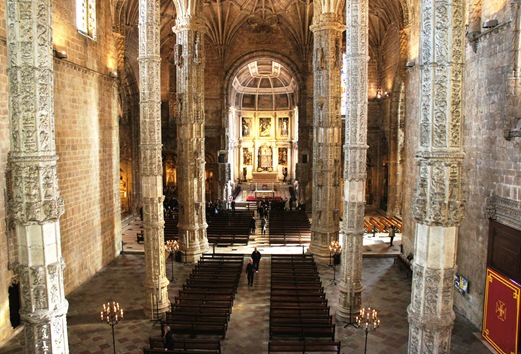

left=482, top=267, right=520, bottom=354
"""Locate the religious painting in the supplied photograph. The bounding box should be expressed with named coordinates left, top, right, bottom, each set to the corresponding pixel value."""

left=258, top=143, right=273, bottom=170
left=258, top=94, right=273, bottom=109
left=278, top=148, right=288, bottom=166
left=259, top=117, right=272, bottom=137
left=279, top=117, right=289, bottom=137
left=242, top=94, right=255, bottom=108
left=243, top=148, right=252, bottom=165
left=276, top=94, right=289, bottom=109
left=242, top=117, right=252, bottom=137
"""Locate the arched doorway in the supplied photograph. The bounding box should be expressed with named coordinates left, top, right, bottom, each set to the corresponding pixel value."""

left=226, top=58, right=299, bottom=190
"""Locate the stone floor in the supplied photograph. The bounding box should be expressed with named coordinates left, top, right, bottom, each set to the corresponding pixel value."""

left=0, top=217, right=494, bottom=354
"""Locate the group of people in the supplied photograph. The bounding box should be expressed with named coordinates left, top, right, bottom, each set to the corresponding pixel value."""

left=250, top=216, right=268, bottom=234
left=246, top=247, right=262, bottom=286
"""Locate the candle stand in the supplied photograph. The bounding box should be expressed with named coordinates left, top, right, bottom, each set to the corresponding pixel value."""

left=100, top=301, right=124, bottom=354
left=356, top=306, right=380, bottom=354
left=328, top=241, right=341, bottom=285
left=165, top=240, right=179, bottom=282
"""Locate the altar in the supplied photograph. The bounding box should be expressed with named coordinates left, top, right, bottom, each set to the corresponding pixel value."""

left=251, top=171, right=278, bottom=182
left=255, top=190, right=275, bottom=199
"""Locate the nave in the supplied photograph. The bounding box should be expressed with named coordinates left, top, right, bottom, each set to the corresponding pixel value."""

left=0, top=253, right=492, bottom=353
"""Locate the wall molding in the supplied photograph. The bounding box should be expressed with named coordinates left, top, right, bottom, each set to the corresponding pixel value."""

left=486, top=195, right=521, bottom=232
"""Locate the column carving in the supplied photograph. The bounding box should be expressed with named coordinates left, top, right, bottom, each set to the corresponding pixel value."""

left=172, top=0, right=209, bottom=262
left=309, top=12, right=344, bottom=260
left=408, top=0, right=466, bottom=352
left=138, top=0, right=170, bottom=317
left=336, top=0, right=369, bottom=322
left=6, top=0, right=69, bottom=352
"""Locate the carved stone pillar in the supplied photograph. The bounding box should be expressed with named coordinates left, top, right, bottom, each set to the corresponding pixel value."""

left=336, top=0, right=369, bottom=322
left=138, top=0, right=170, bottom=317
left=172, top=2, right=209, bottom=262
left=389, top=80, right=405, bottom=217
left=6, top=1, right=69, bottom=352
left=308, top=12, right=344, bottom=260
left=407, top=0, right=466, bottom=352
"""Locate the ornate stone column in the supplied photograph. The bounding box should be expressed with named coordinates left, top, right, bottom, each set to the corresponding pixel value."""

left=336, top=0, right=369, bottom=322
left=138, top=0, right=170, bottom=317
left=407, top=0, right=465, bottom=352
left=172, top=0, right=209, bottom=262
left=6, top=0, right=68, bottom=352
left=308, top=10, right=344, bottom=260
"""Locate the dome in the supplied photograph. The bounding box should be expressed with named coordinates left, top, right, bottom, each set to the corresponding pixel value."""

left=232, top=59, right=297, bottom=111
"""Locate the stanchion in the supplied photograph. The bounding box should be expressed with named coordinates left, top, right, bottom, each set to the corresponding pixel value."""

left=344, top=278, right=358, bottom=328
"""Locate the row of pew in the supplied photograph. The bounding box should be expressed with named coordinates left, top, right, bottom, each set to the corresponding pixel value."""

left=207, top=210, right=253, bottom=245
left=166, top=253, right=243, bottom=339
left=268, top=254, right=341, bottom=353
left=364, top=215, right=402, bottom=233
left=268, top=211, right=311, bottom=245
left=163, top=210, right=253, bottom=246
left=143, top=254, right=243, bottom=353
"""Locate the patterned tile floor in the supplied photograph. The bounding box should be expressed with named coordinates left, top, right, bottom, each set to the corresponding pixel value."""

left=0, top=217, right=493, bottom=354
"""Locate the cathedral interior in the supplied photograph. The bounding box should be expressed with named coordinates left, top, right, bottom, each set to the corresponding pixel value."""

left=0, top=0, right=521, bottom=353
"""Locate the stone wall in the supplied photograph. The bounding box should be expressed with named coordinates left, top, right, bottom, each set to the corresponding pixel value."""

left=455, top=4, right=520, bottom=327
left=52, top=0, right=120, bottom=293
left=401, top=0, right=521, bottom=330
left=0, top=1, right=120, bottom=345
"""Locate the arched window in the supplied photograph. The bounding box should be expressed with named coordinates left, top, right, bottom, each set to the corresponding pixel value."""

left=76, top=0, right=96, bottom=39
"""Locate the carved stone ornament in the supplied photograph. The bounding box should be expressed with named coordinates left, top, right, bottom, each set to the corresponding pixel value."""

left=493, top=196, right=521, bottom=231
left=411, top=158, right=465, bottom=226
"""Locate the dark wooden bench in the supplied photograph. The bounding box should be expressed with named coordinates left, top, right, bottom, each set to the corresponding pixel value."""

left=169, top=322, right=227, bottom=338
left=184, top=281, right=239, bottom=291
left=270, top=323, right=335, bottom=340
left=165, top=312, right=229, bottom=324
left=144, top=338, right=221, bottom=353
left=169, top=307, right=231, bottom=320
left=270, top=315, right=332, bottom=325
left=268, top=341, right=341, bottom=353
left=171, top=302, right=233, bottom=314
left=148, top=337, right=165, bottom=349
left=270, top=307, right=330, bottom=317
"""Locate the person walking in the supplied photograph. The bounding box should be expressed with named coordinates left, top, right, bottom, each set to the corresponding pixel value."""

left=250, top=216, right=256, bottom=234
left=260, top=217, right=267, bottom=235
left=251, top=247, right=262, bottom=272
left=163, top=325, right=174, bottom=350
left=389, top=226, right=396, bottom=246
left=246, top=258, right=256, bottom=286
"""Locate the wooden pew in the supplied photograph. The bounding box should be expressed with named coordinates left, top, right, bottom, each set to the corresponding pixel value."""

left=270, top=307, right=330, bottom=317
left=144, top=338, right=221, bottom=353
left=268, top=341, right=341, bottom=354
left=269, top=323, right=336, bottom=340
left=168, top=322, right=227, bottom=339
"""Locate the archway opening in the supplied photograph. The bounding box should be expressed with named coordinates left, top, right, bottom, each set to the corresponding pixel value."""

left=227, top=58, right=299, bottom=190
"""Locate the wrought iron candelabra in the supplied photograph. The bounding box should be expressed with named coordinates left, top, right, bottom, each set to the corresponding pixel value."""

left=100, top=301, right=124, bottom=354
left=165, top=240, right=179, bottom=282
left=328, top=241, right=341, bottom=285
left=356, top=306, right=380, bottom=354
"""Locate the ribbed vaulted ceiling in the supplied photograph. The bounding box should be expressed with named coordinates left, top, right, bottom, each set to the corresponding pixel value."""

left=114, top=0, right=407, bottom=53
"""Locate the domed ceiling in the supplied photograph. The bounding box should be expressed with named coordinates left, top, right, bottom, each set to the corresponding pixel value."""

left=232, top=59, right=297, bottom=111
